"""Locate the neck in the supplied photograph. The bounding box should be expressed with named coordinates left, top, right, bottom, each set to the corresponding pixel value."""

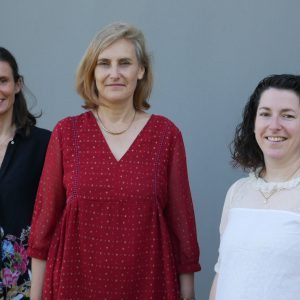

left=263, top=158, right=300, bottom=181
left=0, top=112, right=15, bottom=138
left=96, top=102, right=136, bottom=123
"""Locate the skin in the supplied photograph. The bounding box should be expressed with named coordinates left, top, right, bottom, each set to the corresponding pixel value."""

left=94, top=38, right=144, bottom=107
left=0, top=61, right=20, bottom=119
left=179, top=273, right=196, bottom=299
left=30, top=259, right=46, bottom=300
left=209, top=274, right=218, bottom=300
left=255, top=88, right=300, bottom=180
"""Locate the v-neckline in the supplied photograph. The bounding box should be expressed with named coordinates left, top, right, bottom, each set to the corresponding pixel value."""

left=89, top=111, right=154, bottom=163
left=0, top=135, right=16, bottom=178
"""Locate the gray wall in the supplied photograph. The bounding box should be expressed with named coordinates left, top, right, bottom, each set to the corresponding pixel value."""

left=1, top=0, right=300, bottom=298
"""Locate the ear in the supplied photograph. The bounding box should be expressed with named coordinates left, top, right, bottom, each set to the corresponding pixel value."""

left=137, top=65, right=145, bottom=80
left=14, top=79, right=21, bottom=94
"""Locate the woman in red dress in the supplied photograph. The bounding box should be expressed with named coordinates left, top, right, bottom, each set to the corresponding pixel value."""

left=28, top=22, right=200, bottom=300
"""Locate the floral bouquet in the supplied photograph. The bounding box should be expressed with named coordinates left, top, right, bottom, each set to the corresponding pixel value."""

left=0, top=227, right=31, bottom=299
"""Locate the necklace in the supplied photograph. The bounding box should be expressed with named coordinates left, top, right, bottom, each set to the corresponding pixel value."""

left=259, top=190, right=278, bottom=202
left=259, top=166, right=300, bottom=203
left=95, top=109, right=136, bottom=135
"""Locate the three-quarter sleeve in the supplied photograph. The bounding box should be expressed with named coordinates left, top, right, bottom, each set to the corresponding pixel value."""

left=165, top=130, right=200, bottom=273
left=28, top=123, right=66, bottom=260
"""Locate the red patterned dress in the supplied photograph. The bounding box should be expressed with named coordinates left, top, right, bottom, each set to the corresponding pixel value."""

left=28, top=112, right=200, bottom=300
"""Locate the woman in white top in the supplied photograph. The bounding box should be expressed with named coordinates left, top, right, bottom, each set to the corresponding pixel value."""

left=210, top=74, right=300, bottom=300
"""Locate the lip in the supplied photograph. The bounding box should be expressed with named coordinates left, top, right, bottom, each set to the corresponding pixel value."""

left=105, top=84, right=126, bottom=87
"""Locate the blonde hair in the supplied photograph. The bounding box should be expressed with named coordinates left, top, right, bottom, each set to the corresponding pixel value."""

left=76, top=22, right=153, bottom=110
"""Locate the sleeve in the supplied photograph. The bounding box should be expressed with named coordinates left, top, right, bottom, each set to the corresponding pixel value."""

left=214, top=180, right=239, bottom=273
left=28, top=122, right=66, bottom=260
left=165, top=130, right=201, bottom=273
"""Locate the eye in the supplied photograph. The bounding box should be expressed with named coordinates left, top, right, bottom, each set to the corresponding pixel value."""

left=96, top=60, right=110, bottom=66
left=258, top=112, right=270, bottom=117
left=282, top=114, right=296, bottom=119
left=0, top=78, right=8, bottom=84
left=119, top=60, right=131, bottom=65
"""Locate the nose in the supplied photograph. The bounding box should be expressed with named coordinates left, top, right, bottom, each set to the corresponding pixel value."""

left=269, top=116, right=282, bottom=130
left=109, top=65, right=120, bottom=79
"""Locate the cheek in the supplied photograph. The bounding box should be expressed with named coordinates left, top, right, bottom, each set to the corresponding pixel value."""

left=253, top=116, right=266, bottom=133
left=254, top=120, right=259, bottom=134
left=290, top=126, right=300, bottom=139
left=253, top=122, right=264, bottom=144
left=94, top=73, right=105, bottom=88
left=254, top=131, right=261, bottom=146
left=4, top=86, right=15, bottom=98
left=94, top=68, right=106, bottom=80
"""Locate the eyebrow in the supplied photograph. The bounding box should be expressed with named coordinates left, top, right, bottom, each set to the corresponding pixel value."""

left=258, top=107, right=296, bottom=113
left=97, top=57, right=133, bottom=63
left=97, top=58, right=109, bottom=63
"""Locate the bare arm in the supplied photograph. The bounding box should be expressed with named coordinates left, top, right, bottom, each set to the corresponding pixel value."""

left=30, top=258, right=46, bottom=300
left=179, top=273, right=195, bottom=299
left=209, top=274, right=218, bottom=300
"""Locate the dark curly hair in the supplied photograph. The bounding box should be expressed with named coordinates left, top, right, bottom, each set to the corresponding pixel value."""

left=231, top=74, right=300, bottom=171
left=0, top=47, right=37, bottom=135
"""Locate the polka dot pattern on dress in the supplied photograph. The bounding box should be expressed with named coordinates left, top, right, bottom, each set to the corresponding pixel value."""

left=28, top=111, right=200, bottom=300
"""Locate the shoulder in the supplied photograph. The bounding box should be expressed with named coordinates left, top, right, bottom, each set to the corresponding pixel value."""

left=229, top=176, right=251, bottom=190
left=53, top=111, right=91, bottom=133
left=23, top=126, right=51, bottom=147
left=30, top=126, right=51, bottom=139
left=226, top=175, right=252, bottom=200
left=151, top=114, right=181, bottom=137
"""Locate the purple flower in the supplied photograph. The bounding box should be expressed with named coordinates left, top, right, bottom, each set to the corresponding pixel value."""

left=2, top=268, right=21, bottom=286
left=6, top=235, right=16, bottom=242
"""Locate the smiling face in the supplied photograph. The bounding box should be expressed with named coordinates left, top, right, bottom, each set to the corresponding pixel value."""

left=254, top=88, right=300, bottom=165
left=94, top=38, right=145, bottom=106
left=0, top=61, right=20, bottom=119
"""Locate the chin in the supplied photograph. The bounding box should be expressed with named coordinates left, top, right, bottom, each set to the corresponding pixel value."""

left=264, top=152, right=287, bottom=162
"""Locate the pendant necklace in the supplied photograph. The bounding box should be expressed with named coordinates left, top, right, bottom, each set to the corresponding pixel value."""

left=259, top=166, right=300, bottom=203
left=259, top=190, right=278, bottom=203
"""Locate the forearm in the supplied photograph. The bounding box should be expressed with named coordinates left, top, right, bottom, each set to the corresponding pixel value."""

left=179, top=273, right=195, bottom=299
left=30, top=258, right=46, bottom=300
left=209, top=274, right=218, bottom=300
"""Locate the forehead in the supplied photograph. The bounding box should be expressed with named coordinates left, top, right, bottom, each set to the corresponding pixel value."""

left=97, top=38, right=137, bottom=60
left=259, top=88, right=300, bottom=108
left=0, top=60, right=13, bottom=77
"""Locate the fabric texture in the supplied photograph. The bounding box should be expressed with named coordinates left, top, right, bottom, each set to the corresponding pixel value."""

left=215, top=174, right=300, bottom=300
left=28, top=112, right=200, bottom=300
left=0, top=126, right=51, bottom=300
